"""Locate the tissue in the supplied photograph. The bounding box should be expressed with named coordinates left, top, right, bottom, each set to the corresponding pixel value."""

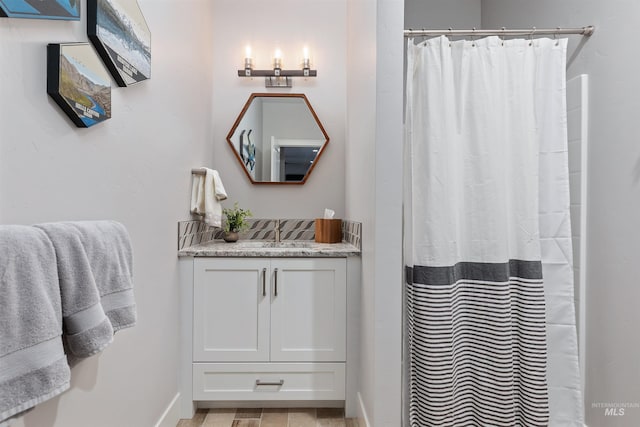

left=316, top=209, right=341, bottom=243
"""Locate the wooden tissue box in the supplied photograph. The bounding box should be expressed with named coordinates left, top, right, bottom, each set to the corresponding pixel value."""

left=315, top=219, right=342, bottom=243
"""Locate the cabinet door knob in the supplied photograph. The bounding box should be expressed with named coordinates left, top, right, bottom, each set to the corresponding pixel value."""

left=274, top=268, right=278, bottom=296
left=262, top=268, right=267, bottom=296
left=255, top=379, right=284, bottom=386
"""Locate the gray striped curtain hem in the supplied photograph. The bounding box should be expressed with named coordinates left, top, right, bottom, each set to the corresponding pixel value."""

left=405, top=260, right=549, bottom=427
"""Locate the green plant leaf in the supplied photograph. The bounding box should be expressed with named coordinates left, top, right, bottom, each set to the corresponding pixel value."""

left=222, top=202, right=252, bottom=233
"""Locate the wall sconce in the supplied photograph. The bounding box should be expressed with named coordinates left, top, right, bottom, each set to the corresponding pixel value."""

left=238, top=46, right=317, bottom=88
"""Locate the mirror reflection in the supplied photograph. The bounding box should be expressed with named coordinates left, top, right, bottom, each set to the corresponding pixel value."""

left=226, top=93, right=329, bottom=184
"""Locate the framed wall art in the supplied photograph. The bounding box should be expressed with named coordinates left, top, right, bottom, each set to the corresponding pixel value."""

left=88, top=0, right=151, bottom=87
left=0, top=0, right=80, bottom=20
left=47, top=43, right=112, bottom=128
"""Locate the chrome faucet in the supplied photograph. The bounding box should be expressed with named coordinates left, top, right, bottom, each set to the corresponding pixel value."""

left=274, top=219, right=280, bottom=242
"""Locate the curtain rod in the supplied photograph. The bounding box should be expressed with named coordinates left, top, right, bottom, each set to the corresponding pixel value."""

left=404, top=26, right=595, bottom=38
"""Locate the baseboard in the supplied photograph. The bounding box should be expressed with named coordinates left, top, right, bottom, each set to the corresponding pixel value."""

left=357, top=392, right=372, bottom=427
left=154, top=393, right=181, bottom=427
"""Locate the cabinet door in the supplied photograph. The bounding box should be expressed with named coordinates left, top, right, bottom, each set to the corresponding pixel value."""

left=270, top=258, right=347, bottom=362
left=194, top=258, right=270, bottom=362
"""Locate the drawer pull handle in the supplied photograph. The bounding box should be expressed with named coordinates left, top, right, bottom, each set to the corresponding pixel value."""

left=255, top=379, right=284, bottom=387
left=274, top=268, right=278, bottom=296
left=262, top=268, right=267, bottom=296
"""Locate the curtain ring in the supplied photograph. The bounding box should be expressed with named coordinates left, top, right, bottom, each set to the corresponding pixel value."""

left=449, top=27, right=453, bottom=47
left=555, top=27, right=561, bottom=46
left=529, top=26, right=536, bottom=46
left=500, top=27, right=506, bottom=46
left=471, top=27, right=477, bottom=47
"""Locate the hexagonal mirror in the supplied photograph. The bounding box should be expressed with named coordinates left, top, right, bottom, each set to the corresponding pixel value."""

left=226, top=93, right=329, bottom=184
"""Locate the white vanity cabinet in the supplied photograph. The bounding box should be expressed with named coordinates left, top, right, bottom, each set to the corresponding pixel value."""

left=191, top=257, right=347, bottom=402
left=193, top=258, right=270, bottom=362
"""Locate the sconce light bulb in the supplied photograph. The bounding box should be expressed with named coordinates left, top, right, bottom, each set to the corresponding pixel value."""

left=273, top=49, right=282, bottom=74
left=302, top=47, right=310, bottom=75
left=244, top=45, right=253, bottom=74
left=302, top=47, right=310, bottom=74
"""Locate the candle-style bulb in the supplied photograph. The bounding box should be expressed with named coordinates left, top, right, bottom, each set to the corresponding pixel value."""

left=273, top=49, right=282, bottom=76
left=302, top=47, right=310, bottom=75
left=244, top=45, right=252, bottom=76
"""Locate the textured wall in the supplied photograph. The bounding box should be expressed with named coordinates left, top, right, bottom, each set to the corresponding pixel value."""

left=209, top=0, right=347, bottom=219
left=0, top=0, right=215, bottom=425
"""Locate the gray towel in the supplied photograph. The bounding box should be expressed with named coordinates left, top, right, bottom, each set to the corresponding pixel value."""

left=64, top=221, right=136, bottom=332
left=0, top=226, right=70, bottom=426
left=35, top=223, right=114, bottom=360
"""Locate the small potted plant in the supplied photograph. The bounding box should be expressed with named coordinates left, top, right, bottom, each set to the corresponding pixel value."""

left=222, top=202, right=252, bottom=242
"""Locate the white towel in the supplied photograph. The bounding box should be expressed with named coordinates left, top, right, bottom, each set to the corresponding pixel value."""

left=190, top=173, right=205, bottom=214
left=190, top=168, right=227, bottom=227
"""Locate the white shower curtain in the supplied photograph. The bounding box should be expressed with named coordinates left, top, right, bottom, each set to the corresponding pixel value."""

left=404, top=36, right=583, bottom=426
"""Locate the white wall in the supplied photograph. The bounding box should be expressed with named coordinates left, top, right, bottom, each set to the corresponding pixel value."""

left=405, top=0, right=481, bottom=30
left=346, top=0, right=405, bottom=425
left=346, top=0, right=377, bottom=423
left=372, top=2, right=404, bottom=425
left=0, top=0, right=215, bottom=425
left=482, top=2, right=640, bottom=425
left=210, top=0, right=346, bottom=219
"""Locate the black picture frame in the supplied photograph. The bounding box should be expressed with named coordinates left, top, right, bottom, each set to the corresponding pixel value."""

left=47, top=43, right=112, bottom=128
left=0, top=0, right=80, bottom=20
left=87, top=0, right=151, bottom=87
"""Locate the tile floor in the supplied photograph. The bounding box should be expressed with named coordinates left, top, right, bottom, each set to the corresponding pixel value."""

left=176, top=408, right=361, bottom=427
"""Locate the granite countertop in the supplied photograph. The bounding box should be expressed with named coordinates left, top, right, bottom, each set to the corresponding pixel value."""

left=178, top=240, right=361, bottom=257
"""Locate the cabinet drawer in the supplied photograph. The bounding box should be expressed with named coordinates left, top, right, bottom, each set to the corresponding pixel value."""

left=193, top=363, right=345, bottom=401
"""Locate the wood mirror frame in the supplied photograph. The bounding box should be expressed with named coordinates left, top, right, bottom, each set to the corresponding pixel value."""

left=225, top=93, right=330, bottom=185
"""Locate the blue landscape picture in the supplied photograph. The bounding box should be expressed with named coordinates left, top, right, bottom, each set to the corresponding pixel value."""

left=88, top=0, right=151, bottom=86
left=47, top=43, right=112, bottom=128
left=0, top=0, right=79, bottom=20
